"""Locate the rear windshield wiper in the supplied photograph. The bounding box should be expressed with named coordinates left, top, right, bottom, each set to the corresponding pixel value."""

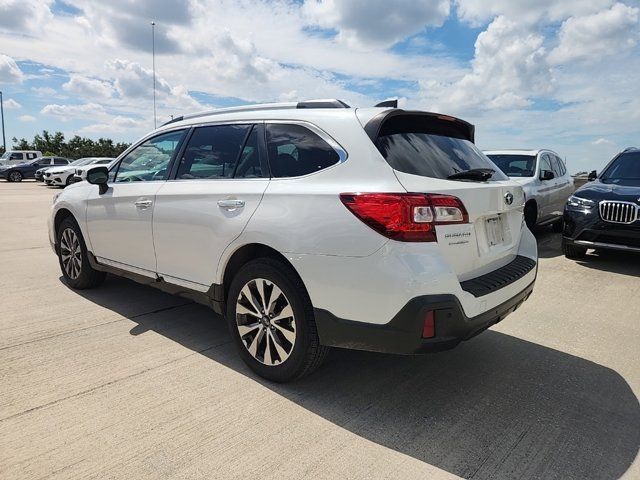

left=448, top=168, right=495, bottom=181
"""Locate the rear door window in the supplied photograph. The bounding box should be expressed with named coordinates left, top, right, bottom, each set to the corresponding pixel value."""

left=376, top=133, right=507, bottom=180
left=266, top=124, right=340, bottom=178
left=54, top=158, right=69, bottom=165
left=176, top=125, right=250, bottom=180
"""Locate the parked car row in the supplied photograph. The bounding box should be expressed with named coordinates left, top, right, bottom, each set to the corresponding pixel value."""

left=42, top=157, right=114, bottom=186
left=0, top=156, right=71, bottom=182
left=0, top=153, right=115, bottom=186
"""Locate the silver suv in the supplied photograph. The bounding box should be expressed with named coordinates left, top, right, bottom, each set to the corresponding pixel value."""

left=484, top=149, right=574, bottom=231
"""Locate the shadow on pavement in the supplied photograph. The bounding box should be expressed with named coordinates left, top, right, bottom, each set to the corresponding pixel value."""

left=574, top=249, right=640, bottom=277
left=534, top=228, right=563, bottom=259
left=69, top=275, right=640, bottom=480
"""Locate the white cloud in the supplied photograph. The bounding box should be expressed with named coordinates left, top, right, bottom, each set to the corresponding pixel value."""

left=0, top=0, right=54, bottom=33
left=106, top=59, right=201, bottom=111
left=549, top=3, right=640, bottom=64
left=592, top=138, right=614, bottom=146
left=3, top=98, right=22, bottom=109
left=418, top=16, right=551, bottom=113
left=32, top=86, right=58, bottom=96
left=63, top=74, right=114, bottom=100
left=18, top=114, right=36, bottom=122
left=303, top=0, right=450, bottom=47
left=0, top=54, right=24, bottom=83
left=455, top=0, right=614, bottom=26
left=41, top=102, right=108, bottom=121
left=79, top=115, right=146, bottom=134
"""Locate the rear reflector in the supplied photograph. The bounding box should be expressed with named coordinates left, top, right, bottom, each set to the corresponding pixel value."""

left=339, top=192, right=468, bottom=242
left=422, top=311, right=435, bottom=338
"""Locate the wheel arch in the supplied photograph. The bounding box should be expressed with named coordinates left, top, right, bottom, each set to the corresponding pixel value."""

left=220, top=243, right=306, bottom=304
left=53, top=208, right=76, bottom=238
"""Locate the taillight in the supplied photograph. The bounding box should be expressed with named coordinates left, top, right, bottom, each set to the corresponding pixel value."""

left=339, top=193, right=468, bottom=242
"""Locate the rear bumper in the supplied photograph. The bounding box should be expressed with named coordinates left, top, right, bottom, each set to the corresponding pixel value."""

left=315, top=280, right=535, bottom=354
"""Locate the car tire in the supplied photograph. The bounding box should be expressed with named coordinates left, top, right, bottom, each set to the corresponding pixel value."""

left=57, top=217, right=106, bottom=289
left=552, top=218, right=564, bottom=233
left=8, top=171, right=23, bottom=182
left=524, top=202, right=537, bottom=232
left=562, top=238, right=587, bottom=259
left=226, top=258, right=329, bottom=382
left=65, top=175, right=73, bottom=186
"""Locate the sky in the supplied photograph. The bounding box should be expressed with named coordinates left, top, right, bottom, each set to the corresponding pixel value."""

left=0, top=0, right=639, bottom=173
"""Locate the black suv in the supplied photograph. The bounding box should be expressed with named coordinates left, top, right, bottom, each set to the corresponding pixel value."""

left=562, top=147, right=640, bottom=258
left=0, top=157, right=70, bottom=182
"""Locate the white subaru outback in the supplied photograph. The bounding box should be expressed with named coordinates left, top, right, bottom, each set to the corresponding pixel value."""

left=49, top=100, right=537, bottom=382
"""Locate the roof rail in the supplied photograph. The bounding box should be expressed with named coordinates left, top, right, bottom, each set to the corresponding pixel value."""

left=296, top=99, right=350, bottom=109
left=161, top=99, right=351, bottom=127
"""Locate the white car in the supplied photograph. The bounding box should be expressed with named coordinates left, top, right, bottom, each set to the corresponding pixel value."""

left=483, top=149, right=574, bottom=231
left=49, top=100, right=538, bottom=382
left=0, top=150, right=42, bottom=165
left=44, top=157, right=114, bottom=186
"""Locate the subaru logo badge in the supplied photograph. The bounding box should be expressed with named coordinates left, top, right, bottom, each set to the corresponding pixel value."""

left=504, top=192, right=514, bottom=205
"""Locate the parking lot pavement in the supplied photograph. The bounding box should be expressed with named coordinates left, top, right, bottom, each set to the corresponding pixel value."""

left=0, top=182, right=638, bottom=480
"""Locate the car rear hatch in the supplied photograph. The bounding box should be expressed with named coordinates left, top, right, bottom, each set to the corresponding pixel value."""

left=365, top=110, right=526, bottom=281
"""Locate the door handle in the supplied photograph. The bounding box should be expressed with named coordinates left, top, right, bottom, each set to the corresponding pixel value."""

left=134, top=199, right=153, bottom=209
left=217, top=199, right=245, bottom=210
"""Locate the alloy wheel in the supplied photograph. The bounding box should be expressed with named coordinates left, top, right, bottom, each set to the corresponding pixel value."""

left=9, top=172, right=22, bottom=182
left=60, top=228, right=82, bottom=279
left=235, top=278, right=296, bottom=366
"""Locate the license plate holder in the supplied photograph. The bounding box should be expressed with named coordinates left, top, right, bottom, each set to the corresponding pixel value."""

left=486, top=215, right=505, bottom=247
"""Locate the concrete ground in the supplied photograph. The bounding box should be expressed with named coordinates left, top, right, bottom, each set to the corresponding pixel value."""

left=0, top=181, right=638, bottom=480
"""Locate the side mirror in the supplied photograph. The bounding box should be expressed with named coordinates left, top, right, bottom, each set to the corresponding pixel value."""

left=87, top=166, right=109, bottom=194
left=587, top=170, right=597, bottom=181
left=540, top=170, right=555, bottom=181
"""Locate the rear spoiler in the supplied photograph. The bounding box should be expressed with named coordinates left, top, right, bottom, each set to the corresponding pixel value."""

left=364, top=109, right=475, bottom=144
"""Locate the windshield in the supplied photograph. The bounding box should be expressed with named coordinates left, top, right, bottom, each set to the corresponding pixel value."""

left=376, top=133, right=507, bottom=181
left=486, top=154, right=536, bottom=177
left=599, top=152, right=640, bottom=186
left=0, top=152, right=9, bottom=160
left=69, top=158, right=97, bottom=166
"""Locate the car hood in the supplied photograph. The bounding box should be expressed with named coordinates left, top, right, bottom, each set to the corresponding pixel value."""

left=574, top=181, right=640, bottom=203
left=48, top=166, right=75, bottom=174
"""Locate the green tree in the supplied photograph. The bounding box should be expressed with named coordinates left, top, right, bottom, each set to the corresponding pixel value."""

left=11, top=131, right=130, bottom=159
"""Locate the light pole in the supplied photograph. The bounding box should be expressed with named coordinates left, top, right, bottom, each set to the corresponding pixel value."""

left=151, top=21, right=157, bottom=129
left=0, top=91, right=6, bottom=153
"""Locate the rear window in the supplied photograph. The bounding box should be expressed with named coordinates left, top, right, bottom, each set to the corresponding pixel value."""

left=266, top=124, right=340, bottom=178
left=376, top=133, right=507, bottom=181
left=486, top=154, right=536, bottom=177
